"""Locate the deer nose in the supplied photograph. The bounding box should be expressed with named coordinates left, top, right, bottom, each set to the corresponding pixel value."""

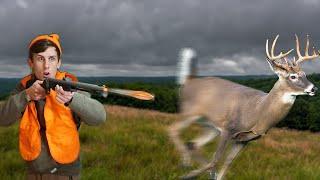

left=311, top=86, right=318, bottom=93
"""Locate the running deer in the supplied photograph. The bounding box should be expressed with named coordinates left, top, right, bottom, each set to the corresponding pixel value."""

left=168, top=35, right=319, bottom=179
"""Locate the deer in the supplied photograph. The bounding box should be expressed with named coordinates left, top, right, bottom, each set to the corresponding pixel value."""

left=168, top=35, right=320, bottom=180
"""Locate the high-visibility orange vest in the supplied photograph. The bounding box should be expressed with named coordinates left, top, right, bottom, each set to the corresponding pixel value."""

left=19, top=71, right=80, bottom=164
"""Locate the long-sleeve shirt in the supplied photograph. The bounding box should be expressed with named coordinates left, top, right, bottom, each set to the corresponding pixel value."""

left=0, top=80, right=107, bottom=175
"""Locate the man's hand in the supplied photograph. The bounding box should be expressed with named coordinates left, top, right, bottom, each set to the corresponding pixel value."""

left=55, top=85, right=75, bottom=105
left=25, top=80, right=46, bottom=101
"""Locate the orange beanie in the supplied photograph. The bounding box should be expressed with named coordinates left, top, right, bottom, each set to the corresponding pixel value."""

left=29, top=33, right=62, bottom=54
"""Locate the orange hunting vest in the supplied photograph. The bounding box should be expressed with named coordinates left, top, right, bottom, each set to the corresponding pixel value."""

left=19, top=71, right=80, bottom=164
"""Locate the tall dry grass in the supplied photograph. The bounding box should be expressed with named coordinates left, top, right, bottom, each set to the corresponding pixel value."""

left=0, top=105, right=320, bottom=179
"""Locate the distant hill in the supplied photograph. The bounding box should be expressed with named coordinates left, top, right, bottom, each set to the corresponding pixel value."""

left=0, top=78, right=20, bottom=95
left=1, top=74, right=320, bottom=131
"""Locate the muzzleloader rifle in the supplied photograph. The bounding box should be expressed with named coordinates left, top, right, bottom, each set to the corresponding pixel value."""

left=41, top=78, right=154, bottom=101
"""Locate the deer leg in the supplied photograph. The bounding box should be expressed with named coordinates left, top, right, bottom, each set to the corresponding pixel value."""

left=191, top=126, right=219, bottom=149
left=181, top=131, right=229, bottom=179
left=216, top=142, right=245, bottom=180
left=187, top=127, right=219, bottom=166
left=168, top=115, right=202, bottom=166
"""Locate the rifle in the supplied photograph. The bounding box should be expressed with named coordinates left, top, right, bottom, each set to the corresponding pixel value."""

left=41, top=78, right=154, bottom=101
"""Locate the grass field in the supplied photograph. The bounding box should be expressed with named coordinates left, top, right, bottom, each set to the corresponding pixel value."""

left=1, top=105, right=320, bottom=179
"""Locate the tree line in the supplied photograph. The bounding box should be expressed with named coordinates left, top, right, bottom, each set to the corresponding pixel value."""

left=1, top=74, right=320, bottom=131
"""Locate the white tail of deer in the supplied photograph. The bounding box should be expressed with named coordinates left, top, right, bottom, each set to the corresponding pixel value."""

left=168, top=35, right=319, bottom=180
left=177, top=48, right=197, bottom=85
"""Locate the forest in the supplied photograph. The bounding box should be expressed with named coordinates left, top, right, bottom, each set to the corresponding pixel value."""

left=1, top=74, right=320, bottom=131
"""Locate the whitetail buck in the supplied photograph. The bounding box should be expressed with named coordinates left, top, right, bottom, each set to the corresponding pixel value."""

left=168, top=35, right=320, bottom=180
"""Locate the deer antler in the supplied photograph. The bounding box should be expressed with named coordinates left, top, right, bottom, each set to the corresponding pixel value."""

left=293, top=34, right=319, bottom=65
left=266, top=35, right=294, bottom=71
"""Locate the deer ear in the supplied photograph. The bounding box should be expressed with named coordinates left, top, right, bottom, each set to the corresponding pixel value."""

left=266, top=59, right=289, bottom=77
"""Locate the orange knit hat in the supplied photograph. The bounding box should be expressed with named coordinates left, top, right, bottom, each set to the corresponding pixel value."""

left=28, top=33, right=62, bottom=54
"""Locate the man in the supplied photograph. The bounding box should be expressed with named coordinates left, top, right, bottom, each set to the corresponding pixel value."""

left=0, top=33, right=107, bottom=180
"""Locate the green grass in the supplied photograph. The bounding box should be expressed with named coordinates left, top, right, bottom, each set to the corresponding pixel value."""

left=1, top=105, right=320, bottom=179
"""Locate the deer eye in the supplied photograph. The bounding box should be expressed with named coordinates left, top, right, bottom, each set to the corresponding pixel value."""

left=290, top=74, right=297, bottom=80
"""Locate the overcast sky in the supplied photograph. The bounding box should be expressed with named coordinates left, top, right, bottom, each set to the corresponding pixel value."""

left=0, top=0, right=320, bottom=77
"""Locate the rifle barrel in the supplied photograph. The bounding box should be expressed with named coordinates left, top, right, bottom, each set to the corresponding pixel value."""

left=45, top=78, right=154, bottom=100
left=47, top=78, right=106, bottom=92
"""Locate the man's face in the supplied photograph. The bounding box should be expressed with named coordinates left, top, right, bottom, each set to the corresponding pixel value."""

left=28, top=46, right=61, bottom=80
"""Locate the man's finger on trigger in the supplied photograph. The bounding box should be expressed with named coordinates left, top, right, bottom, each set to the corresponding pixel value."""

left=35, top=80, right=43, bottom=85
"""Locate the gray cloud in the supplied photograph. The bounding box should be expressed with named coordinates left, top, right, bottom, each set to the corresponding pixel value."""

left=0, top=0, right=320, bottom=77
